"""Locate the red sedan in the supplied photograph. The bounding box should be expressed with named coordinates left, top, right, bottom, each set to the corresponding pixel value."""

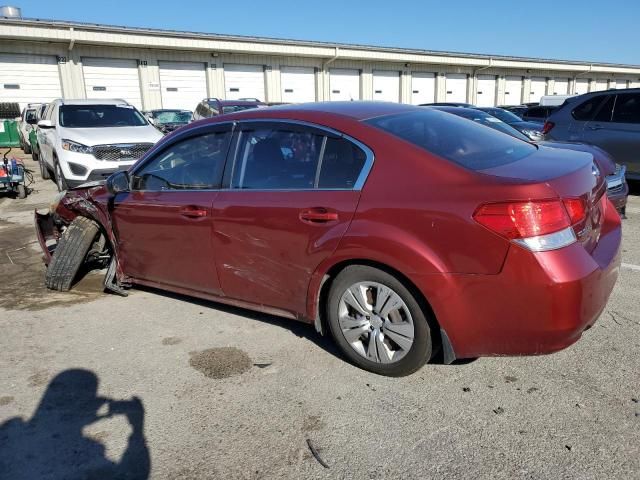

left=36, top=102, right=621, bottom=376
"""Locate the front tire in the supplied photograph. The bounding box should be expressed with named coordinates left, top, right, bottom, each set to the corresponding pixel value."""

left=39, top=157, right=50, bottom=180
left=45, top=217, right=100, bottom=291
left=22, top=138, right=31, bottom=154
left=17, top=184, right=26, bottom=199
left=54, top=160, right=67, bottom=191
left=326, top=265, right=433, bottom=376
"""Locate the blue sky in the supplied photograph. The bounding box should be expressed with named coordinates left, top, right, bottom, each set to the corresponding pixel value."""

left=13, top=0, right=640, bottom=65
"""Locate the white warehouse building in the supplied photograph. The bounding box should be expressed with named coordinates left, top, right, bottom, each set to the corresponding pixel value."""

left=1, top=15, right=640, bottom=111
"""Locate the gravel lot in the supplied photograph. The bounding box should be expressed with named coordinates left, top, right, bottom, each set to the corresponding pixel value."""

left=1, top=151, right=639, bottom=479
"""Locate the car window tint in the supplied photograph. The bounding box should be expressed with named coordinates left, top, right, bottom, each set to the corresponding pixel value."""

left=366, top=109, right=536, bottom=171
left=525, top=107, right=544, bottom=118
left=232, top=128, right=323, bottom=189
left=132, top=130, right=231, bottom=190
left=593, top=95, right=615, bottom=122
left=25, top=109, right=37, bottom=121
left=612, top=93, right=640, bottom=124
left=318, top=137, right=367, bottom=189
left=572, top=95, right=607, bottom=121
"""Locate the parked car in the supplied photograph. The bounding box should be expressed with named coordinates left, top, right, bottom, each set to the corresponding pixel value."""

left=428, top=106, right=628, bottom=214
left=36, top=99, right=163, bottom=191
left=35, top=102, right=621, bottom=376
left=19, top=104, right=41, bottom=153
left=420, top=102, right=474, bottom=108
left=543, top=88, right=640, bottom=181
left=539, top=94, right=576, bottom=106
left=144, top=109, right=192, bottom=134
left=475, top=107, right=544, bottom=141
left=192, top=98, right=264, bottom=121
left=521, top=105, right=558, bottom=123
left=499, top=105, right=528, bottom=118
left=28, top=103, right=48, bottom=162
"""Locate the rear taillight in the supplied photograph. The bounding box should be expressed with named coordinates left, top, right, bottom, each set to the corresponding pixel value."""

left=541, top=121, right=555, bottom=135
left=473, top=198, right=587, bottom=252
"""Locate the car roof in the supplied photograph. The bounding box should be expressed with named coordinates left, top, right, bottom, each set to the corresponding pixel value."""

left=234, top=101, right=420, bottom=120
left=56, top=98, right=132, bottom=106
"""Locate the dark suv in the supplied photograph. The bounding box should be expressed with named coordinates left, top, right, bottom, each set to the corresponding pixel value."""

left=544, top=88, right=640, bottom=181
left=192, top=98, right=264, bottom=121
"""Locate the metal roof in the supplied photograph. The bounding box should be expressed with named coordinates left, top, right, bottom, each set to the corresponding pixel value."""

left=1, top=16, right=639, bottom=70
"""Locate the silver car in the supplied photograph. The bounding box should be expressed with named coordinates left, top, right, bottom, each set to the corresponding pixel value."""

left=543, top=88, right=640, bottom=181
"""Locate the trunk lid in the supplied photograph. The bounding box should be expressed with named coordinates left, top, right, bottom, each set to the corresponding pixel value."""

left=481, top=145, right=606, bottom=253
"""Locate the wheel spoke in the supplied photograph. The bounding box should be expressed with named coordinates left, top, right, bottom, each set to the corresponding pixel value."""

left=366, top=330, right=380, bottom=362
left=342, top=324, right=369, bottom=344
left=384, top=320, right=413, bottom=338
left=383, top=323, right=414, bottom=352
left=376, top=332, right=392, bottom=363
left=374, top=285, right=392, bottom=314
left=343, top=286, right=371, bottom=317
left=339, top=316, right=369, bottom=330
left=378, top=291, right=404, bottom=318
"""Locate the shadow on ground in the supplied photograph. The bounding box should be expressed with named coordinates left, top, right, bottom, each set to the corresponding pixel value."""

left=0, top=369, right=150, bottom=479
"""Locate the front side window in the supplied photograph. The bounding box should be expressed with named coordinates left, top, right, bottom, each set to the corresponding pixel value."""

left=572, top=95, right=608, bottom=121
left=59, top=104, right=147, bottom=128
left=232, top=128, right=324, bottom=189
left=612, top=93, right=640, bottom=124
left=132, top=130, right=231, bottom=190
left=366, top=109, right=535, bottom=171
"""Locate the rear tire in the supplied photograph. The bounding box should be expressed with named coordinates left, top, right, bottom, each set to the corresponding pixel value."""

left=326, top=265, right=433, bottom=376
left=45, top=217, right=100, bottom=291
left=22, top=138, right=31, bottom=154
left=17, top=184, right=26, bottom=199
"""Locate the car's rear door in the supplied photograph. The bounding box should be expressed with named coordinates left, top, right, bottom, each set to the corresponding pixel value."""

left=583, top=92, right=640, bottom=178
left=211, top=121, right=372, bottom=316
left=111, top=125, right=233, bottom=294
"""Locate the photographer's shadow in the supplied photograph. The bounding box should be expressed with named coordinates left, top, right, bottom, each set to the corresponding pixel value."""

left=0, top=369, right=150, bottom=480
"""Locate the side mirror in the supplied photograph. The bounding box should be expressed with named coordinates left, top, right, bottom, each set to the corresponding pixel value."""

left=37, top=120, right=54, bottom=129
left=106, top=171, right=130, bottom=195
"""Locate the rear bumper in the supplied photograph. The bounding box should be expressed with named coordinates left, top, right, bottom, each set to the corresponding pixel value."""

left=414, top=199, right=622, bottom=359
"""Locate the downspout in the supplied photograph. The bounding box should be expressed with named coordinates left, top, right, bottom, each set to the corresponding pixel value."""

left=472, top=57, right=492, bottom=104
left=573, top=64, right=593, bottom=93
left=322, top=47, right=339, bottom=100
left=68, top=27, right=75, bottom=51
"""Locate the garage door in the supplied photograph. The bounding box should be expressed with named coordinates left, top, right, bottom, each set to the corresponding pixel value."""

left=329, top=69, right=360, bottom=101
left=553, top=78, right=569, bottom=95
left=410, top=72, right=435, bottom=105
left=281, top=66, right=316, bottom=103
left=372, top=71, right=400, bottom=103
left=575, top=79, right=590, bottom=95
left=476, top=75, right=497, bottom=107
left=159, top=61, right=207, bottom=111
left=503, top=76, right=522, bottom=106
left=224, top=64, right=265, bottom=102
left=529, top=77, right=547, bottom=103
left=83, top=58, right=142, bottom=109
left=614, top=80, right=628, bottom=89
left=593, top=80, right=608, bottom=91
left=445, top=74, right=467, bottom=103
left=0, top=54, right=62, bottom=110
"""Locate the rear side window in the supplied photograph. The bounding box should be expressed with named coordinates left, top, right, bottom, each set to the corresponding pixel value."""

left=593, top=96, right=615, bottom=122
left=231, top=125, right=368, bottom=190
left=612, top=93, right=640, bottom=124
left=366, top=109, right=536, bottom=171
left=572, top=95, right=608, bottom=121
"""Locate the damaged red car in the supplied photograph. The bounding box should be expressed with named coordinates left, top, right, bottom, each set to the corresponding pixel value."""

left=35, top=102, right=622, bottom=376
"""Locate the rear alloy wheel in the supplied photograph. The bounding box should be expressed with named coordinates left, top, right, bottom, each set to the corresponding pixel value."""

left=54, top=161, right=67, bottom=191
left=327, top=265, right=433, bottom=376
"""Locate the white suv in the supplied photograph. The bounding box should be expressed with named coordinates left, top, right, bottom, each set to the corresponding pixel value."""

left=37, top=99, right=163, bottom=190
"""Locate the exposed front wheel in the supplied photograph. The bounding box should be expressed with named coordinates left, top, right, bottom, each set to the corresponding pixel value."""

left=39, top=158, right=50, bottom=180
left=54, top=161, right=67, bottom=191
left=326, top=265, right=433, bottom=376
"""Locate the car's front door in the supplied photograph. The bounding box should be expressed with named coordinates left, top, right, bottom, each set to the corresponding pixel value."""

left=212, top=122, right=372, bottom=316
left=38, top=104, right=56, bottom=167
left=583, top=92, right=640, bottom=178
left=111, top=126, right=233, bottom=295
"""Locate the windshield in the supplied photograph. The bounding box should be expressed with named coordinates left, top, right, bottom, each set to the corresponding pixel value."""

left=152, top=111, right=192, bottom=123
left=25, top=109, right=37, bottom=121
left=221, top=105, right=259, bottom=114
left=59, top=105, right=147, bottom=128
left=481, top=108, right=522, bottom=124
left=366, top=109, right=536, bottom=171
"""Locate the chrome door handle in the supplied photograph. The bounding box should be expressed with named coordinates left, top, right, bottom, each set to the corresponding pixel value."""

left=179, top=206, right=208, bottom=218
